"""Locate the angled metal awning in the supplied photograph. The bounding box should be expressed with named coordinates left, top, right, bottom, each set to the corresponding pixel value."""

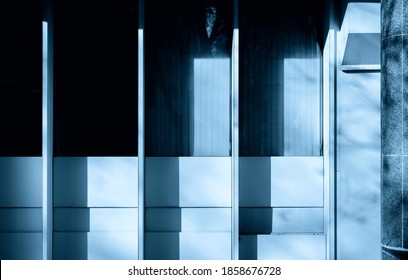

left=341, top=33, right=380, bottom=72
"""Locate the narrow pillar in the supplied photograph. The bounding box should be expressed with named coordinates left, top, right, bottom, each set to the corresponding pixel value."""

left=138, top=0, right=145, bottom=260
left=231, top=0, right=239, bottom=260
left=42, top=0, right=53, bottom=260
left=381, top=0, right=408, bottom=260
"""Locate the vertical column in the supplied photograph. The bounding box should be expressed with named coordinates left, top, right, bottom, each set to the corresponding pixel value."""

left=42, top=0, right=53, bottom=260
left=323, top=29, right=336, bottom=260
left=381, top=0, right=408, bottom=260
left=138, top=0, right=145, bottom=260
left=231, top=0, right=239, bottom=260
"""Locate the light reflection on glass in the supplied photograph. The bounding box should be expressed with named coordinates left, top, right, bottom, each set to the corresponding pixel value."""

left=192, top=59, right=230, bottom=156
left=283, top=58, right=321, bottom=156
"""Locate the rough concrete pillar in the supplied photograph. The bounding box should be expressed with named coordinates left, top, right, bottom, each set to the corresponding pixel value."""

left=381, top=0, right=408, bottom=260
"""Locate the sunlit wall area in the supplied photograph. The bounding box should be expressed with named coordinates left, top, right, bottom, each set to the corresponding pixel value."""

left=336, top=2, right=381, bottom=259
left=239, top=157, right=325, bottom=259
left=52, top=0, right=139, bottom=260
left=145, top=157, right=231, bottom=259
left=53, top=157, right=139, bottom=260
left=238, top=0, right=325, bottom=260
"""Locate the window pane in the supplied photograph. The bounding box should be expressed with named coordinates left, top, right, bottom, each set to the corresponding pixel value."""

left=145, top=0, right=233, bottom=156
left=0, top=1, right=42, bottom=156
left=239, top=0, right=322, bottom=156
left=54, top=0, right=138, bottom=156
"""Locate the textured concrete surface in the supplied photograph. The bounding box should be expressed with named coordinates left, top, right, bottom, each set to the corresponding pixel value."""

left=381, top=0, right=408, bottom=259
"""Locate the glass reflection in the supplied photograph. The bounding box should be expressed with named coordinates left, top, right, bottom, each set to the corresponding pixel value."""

left=145, top=0, right=232, bottom=156
left=201, top=1, right=231, bottom=57
left=192, top=59, right=230, bottom=156
left=182, top=208, right=231, bottom=232
left=239, top=0, right=325, bottom=260
left=283, top=58, right=321, bottom=156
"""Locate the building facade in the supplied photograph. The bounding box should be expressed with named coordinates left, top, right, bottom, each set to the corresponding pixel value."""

left=0, top=0, right=397, bottom=260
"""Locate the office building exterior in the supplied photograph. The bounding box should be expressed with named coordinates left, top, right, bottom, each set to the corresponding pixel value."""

left=0, top=0, right=404, bottom=260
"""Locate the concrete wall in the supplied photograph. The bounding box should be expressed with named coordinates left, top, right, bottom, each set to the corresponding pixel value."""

left=336, top=2, right=381, bottom=259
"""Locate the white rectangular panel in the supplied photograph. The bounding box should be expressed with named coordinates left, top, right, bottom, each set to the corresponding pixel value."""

left=270, top=157, right=323, bottom=207
left=89, top=208, right=138, bottom=232
left=180, top=232, right=231, bottom=260
left=257, top=234, right=326, bottom=260
left=87, top=232, right=138, bottom=260
left=182, top=208, right=231, bottom=232
left=87, top=157, right=138, bottom=207
left=179, top=157, right=231, bottom=207
left=273, top=208, right=324, bottom=233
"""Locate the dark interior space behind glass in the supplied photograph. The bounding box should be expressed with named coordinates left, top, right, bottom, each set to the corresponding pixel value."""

left=239, top=0, right=324, bottom=156
left=0, top=1, right=42, bottom=156
left=53, top=0, right=138, bottom=156
left=145, top=0, right=233, bottom=156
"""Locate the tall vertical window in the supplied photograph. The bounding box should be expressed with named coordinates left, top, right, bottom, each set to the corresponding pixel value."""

left=239, top=0, right=322, bottom=157
left=145, top=0, right=234, bottom=260
left=238, top=0, right=325, bottom=260
left=53, top=0, right=139, bottom=260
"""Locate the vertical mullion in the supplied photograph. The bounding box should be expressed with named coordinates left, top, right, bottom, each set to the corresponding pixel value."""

left=42, top=15, right=53, bottom=260
left=138, top=0, right=145, bottom=261
left=42, top=20, right=48, bottom=260
left=323, top=29, right=336, bottom=260
left=231, top=0, right=239, bottom=260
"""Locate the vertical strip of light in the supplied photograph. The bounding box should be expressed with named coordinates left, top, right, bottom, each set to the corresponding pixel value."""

left=231, top=0, right=239, bottom=261
left=323, top=29, right=336, bottom=260
left=42, top=19, right=53, bottom=260
left=138, top=0, right=145, bottom=261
